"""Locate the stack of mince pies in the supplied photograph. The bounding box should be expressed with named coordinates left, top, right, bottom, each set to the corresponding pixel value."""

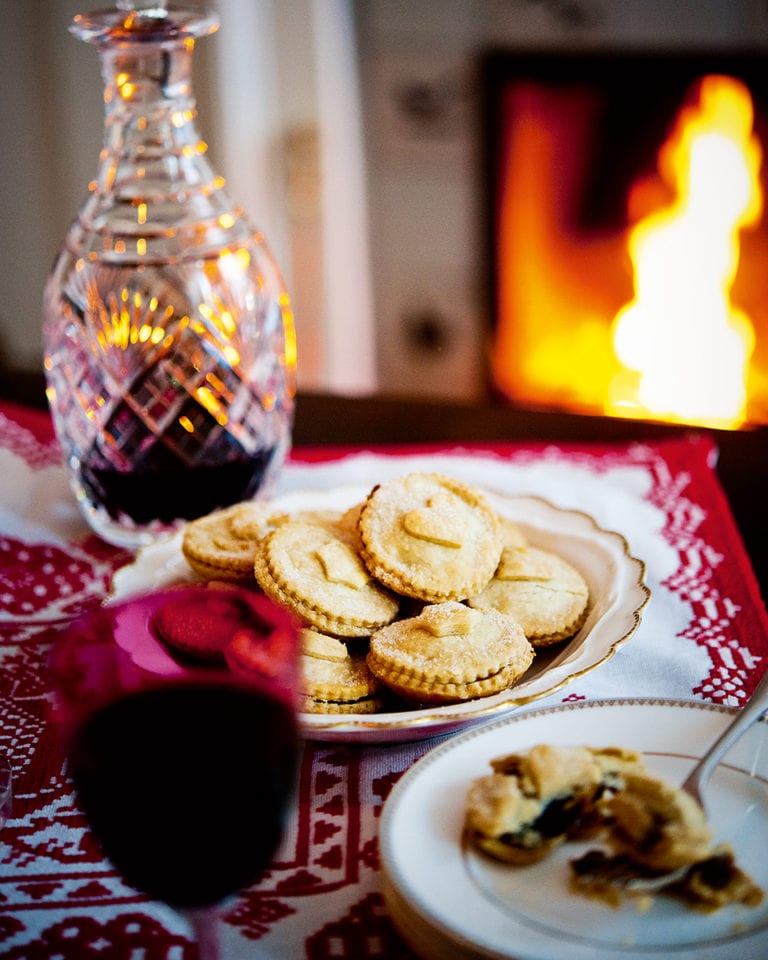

left=176, top=472, right=590, bottom=715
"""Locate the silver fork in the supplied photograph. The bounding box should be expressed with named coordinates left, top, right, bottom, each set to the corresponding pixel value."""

left=679, top=666, right=768, bottom=810
left=612, top=668, right=768, bottom=892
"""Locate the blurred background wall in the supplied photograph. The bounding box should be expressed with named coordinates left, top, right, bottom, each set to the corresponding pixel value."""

left=2, top=0, right=767, bottom=401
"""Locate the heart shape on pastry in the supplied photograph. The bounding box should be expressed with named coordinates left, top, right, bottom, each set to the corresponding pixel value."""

left=314, top=539, right=370, bottom=589
left=402, top=494, right=464, bottom=548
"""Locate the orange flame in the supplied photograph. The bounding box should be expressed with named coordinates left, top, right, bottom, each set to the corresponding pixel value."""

left=608, top=76, right=762, bottom=428
left=492, top=73, right=766, bottom=429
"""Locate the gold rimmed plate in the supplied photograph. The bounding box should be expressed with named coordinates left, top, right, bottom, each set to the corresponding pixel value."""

left=379, top=699, right=768, bottom=959
left=109, top=484, right=650, bottom=743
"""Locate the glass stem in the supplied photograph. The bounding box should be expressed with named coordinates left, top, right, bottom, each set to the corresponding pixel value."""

left=187, top=907, right=221, bottom=960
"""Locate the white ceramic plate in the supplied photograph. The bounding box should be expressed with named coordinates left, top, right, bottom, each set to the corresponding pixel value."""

left=109, top=485, right=649, bottom=743
left=379, top=699, right=768, bottom=960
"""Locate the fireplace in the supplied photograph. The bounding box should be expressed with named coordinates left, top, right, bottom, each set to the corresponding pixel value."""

left=484, top=49, right=768, bottom=430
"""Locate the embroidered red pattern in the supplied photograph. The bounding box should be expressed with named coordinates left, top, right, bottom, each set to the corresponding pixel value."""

left=1, top=411, right=766, bottom=958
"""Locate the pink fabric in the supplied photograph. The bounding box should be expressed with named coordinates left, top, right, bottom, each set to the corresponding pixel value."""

left=1, top=401, right=766, bottom=958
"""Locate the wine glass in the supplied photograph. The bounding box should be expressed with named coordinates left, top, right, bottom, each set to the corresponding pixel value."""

left=49, top=585, right=301, bottom=959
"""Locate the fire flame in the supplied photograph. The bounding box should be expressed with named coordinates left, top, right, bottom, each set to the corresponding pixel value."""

left=609, top=75, right=762, bottom=428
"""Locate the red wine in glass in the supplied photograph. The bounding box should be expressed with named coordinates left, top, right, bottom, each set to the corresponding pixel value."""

left=50, top=585, right=300, bottom=958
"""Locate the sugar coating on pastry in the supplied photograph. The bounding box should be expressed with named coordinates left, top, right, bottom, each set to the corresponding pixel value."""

left=254, top=518, right=400, bottom=637
left=367, top=601, right=534, bottom=703
left=358, top=473, right=503, bottom=602
left=181, top=501, right=272, bottom=580
left=468, top=545, right=589, bottom=646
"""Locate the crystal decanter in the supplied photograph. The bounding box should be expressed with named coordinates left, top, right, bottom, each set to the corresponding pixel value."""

left=43, top=1, right=296, bottom=549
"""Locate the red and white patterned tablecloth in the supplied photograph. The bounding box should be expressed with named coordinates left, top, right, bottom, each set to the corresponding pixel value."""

left=1, top=399, right=767, bottom=959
